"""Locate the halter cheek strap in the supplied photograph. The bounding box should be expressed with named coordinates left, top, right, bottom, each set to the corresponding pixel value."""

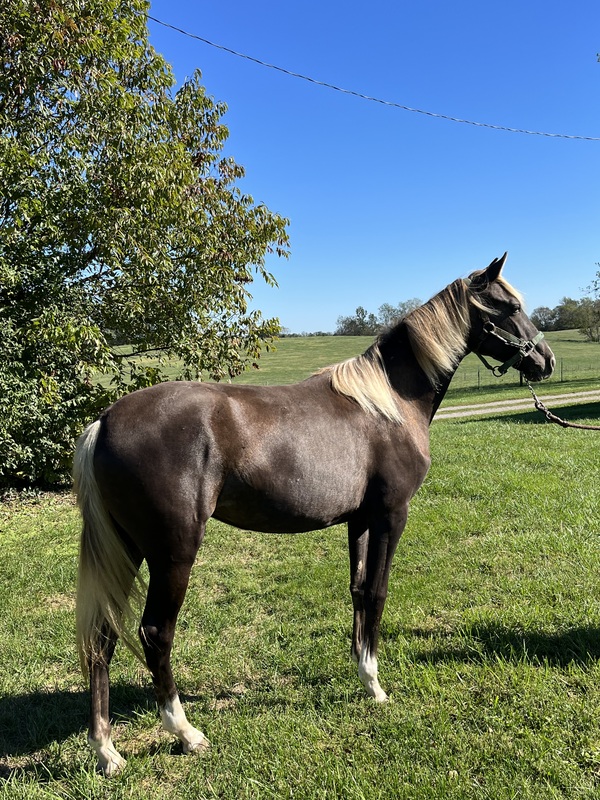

left=463, top=277, right=545, bottom=377
left=474, top=320, right=545, bottom=376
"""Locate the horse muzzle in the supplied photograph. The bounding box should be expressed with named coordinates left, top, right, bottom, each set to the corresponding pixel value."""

left=520, top=346, right=555, bottom=382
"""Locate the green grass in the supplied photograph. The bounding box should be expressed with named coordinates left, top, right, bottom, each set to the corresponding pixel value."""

left=2, top=402, right=600, bottom=798
left=228, top=331, right=600, bottom=408
left=232, top=330, right=600, bottom=394
left=2, top=332, right=599, bottom=797
left=105, top=337, right=376, bottom=387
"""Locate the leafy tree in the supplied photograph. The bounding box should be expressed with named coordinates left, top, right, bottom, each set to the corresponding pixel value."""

left=0, top=0, right=289, bottom=487
left=378, top=298, right=422, bottom=329
left=530, top=306, right=557, bottom=331
left=553, top=297, right=586, bottom=331
left=592, top=263, right=600, bottom=295
left=335, top=306, right=379, bottom=336
left=585, top=264, right=600, bottom=342
left=577, top=297, right=600, bottom=343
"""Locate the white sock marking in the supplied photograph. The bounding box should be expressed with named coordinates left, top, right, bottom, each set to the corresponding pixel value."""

left=160, top=694, right=209, bottom=753
left=358, top=646, right=389, bottom=703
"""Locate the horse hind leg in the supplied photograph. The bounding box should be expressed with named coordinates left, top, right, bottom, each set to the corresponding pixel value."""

left=76, top=489, right=144, bottom=773
left=348, top=521, right=369, bottom=664
left=82, top=545, right=145, bottom=776
left=140, top=551, right=209, bottom=755
left=87, top=624, right=125, bottom=776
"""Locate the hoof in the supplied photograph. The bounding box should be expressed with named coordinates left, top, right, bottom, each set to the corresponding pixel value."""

left=100, top=754, right=126, bottom=778
left=183, top=733, right=210, bottom=755
left=372, top=689, right=389, bottom=703
left=93, top=743, right=126, bottom=777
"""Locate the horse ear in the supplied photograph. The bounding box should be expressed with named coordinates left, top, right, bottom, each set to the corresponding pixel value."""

left=484, top=252, right=508, bottom=283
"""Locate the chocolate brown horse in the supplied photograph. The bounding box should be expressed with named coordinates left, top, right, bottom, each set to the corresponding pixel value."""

left=74, top=254, right=554, bottom=774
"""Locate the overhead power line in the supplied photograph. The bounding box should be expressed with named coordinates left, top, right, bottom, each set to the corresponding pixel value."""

left=146, top=13, right=600, bottom=142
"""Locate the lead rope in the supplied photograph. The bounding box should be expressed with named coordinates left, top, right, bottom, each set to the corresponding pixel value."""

left=523, top=378, right=600, bottom=431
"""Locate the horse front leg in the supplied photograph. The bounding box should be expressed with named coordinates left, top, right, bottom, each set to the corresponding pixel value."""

left=357, top=507, right=407, bottom=703
left=348, top=519, right=369, bottom=664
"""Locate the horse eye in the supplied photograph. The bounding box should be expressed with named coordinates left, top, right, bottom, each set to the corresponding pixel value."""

left=511, top=305, right=521, bottom=315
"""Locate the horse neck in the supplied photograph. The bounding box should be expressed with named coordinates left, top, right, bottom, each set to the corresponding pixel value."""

left=428, top=372, right=455, bottom=421
left=378, top=320, right=466, bottom=423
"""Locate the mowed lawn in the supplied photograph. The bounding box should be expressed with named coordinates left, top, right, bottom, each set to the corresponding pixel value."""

left=1, top=336, right=600, bottom=798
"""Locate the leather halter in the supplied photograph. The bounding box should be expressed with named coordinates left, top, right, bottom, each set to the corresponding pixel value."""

left=464, top=278, right=545, bottom=377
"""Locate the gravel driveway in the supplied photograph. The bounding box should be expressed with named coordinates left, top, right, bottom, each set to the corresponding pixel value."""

left=435, top=389, right=600, bottom=420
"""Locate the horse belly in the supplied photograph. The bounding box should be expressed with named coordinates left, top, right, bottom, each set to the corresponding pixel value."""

left=213, top=469, right=363, bottom=534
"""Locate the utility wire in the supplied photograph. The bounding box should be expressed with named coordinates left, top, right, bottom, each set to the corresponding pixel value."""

left=147, top=13, right=600, bottom=142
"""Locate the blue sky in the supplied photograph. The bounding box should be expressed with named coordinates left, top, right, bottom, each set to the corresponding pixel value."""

left=147, top=0, right=599, bottom=333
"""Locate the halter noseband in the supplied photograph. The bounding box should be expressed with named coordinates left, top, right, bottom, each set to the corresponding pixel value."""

left=464, top=277, right=545, bottom=377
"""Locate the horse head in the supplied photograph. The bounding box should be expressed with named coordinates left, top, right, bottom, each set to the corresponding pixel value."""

left=466, top=254, right=555, bottom=382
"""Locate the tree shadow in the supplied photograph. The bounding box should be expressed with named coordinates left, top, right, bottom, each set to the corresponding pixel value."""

left=407, top=622, right=600, bottom=667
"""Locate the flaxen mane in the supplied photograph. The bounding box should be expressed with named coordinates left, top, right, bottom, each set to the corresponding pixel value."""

left=321, top=274, right=523, bottom=421
left=319, top=343, right=403, bottom=424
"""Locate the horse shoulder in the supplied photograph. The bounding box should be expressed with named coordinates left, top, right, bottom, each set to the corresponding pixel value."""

left=370, top=412, right=432, bottom=502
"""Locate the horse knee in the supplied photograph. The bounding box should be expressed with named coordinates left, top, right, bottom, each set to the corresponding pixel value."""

left=365, top=587, right=387, bottom=613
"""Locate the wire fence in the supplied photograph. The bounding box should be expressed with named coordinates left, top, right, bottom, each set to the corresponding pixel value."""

left=453, top=358, right=600, bottom=391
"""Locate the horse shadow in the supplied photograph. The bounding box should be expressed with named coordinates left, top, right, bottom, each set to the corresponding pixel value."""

left=0, top=683, right=163, bottom=779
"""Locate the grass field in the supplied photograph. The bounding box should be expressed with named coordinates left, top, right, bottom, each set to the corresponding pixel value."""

left=142, top=331, right=600, bottom=394
left=228, top=330, right=600, bottom=407
left=1, top=334, right=600, bottom=798
left=116, top=329, right=600, bottom=409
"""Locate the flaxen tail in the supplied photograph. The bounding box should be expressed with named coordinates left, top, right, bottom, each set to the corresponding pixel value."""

left=74, top=419, right=146, bottom=677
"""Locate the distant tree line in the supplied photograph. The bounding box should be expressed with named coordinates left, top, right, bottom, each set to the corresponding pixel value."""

left=334, top=294, right=600, bottom=342
left=282, top=286, right=600, bottom=342
left=334, top=299, right=422, bottom=336
left=532, top=296, right=600, bottom=342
